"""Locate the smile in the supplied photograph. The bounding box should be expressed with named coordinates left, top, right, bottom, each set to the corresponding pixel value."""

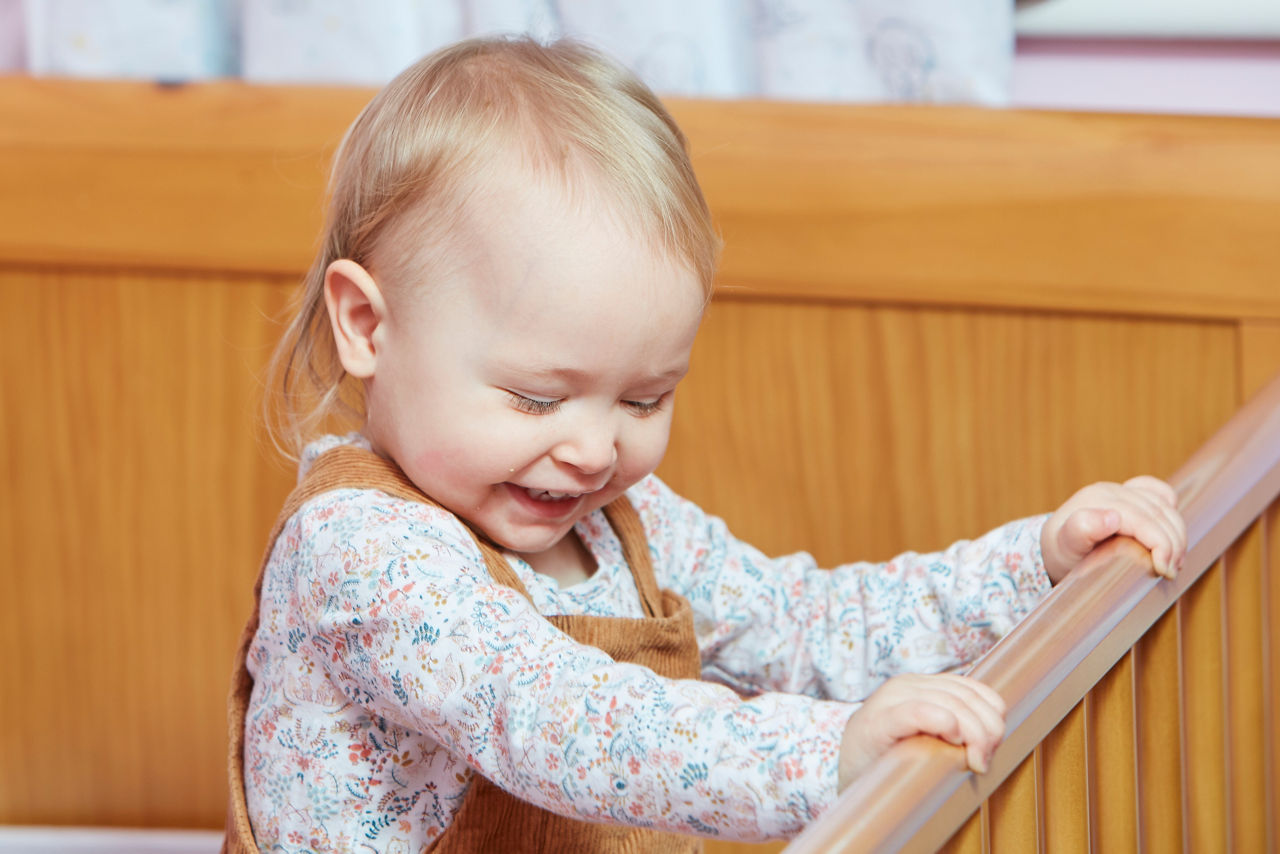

left=524, top=487, right=586, bottom=502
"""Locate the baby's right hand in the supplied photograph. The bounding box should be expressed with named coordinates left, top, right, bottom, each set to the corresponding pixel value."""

left=838, top=673, right=1006, bottom=791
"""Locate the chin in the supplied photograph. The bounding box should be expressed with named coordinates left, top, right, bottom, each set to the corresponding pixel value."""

left=483, top=523, right=573, bottom=558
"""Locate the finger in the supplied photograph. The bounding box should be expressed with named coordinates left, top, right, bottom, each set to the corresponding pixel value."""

left=1123, top=475, right=1179, bottom=509
left=1124, top=479, right=1188, bottom=569
left=1058, top=507, right=1122, bottom=562
left=930, top=675, right=1007, bottom=733
left=920, top=701, right=1000, bottom=774
left=1086, top=482, right=1183, bottom=578
left=1113, top=492, right=1186, bottom=578
left=896, top=689, right=1005, bottom=770
left=966, top=741, right=993, bottom=775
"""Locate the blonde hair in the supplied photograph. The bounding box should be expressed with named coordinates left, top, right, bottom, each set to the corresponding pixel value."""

left=265, top=35, right=721, bottom=460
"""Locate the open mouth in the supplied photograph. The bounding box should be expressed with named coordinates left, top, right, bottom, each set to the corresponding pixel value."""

left=524, top=488, right=585, bottom=502
left=504, top=483, right=594, bottom=518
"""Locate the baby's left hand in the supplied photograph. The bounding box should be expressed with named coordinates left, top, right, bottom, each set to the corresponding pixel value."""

left=1041, top=476, right=1186, bottom=584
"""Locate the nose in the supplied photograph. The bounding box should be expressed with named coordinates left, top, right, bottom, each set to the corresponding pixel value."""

left=551, top=413, right=619, bottom=476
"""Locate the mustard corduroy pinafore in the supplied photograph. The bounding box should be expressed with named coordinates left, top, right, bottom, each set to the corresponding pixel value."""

left=222, top=446, right=703, bottom=853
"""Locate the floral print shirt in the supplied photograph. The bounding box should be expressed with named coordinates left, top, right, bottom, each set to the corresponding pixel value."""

left=244, top=434, right=1051, bottom=852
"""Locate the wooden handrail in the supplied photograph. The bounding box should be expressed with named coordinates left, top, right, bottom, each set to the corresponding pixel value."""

left=785, top=369, right=1280, bottom=853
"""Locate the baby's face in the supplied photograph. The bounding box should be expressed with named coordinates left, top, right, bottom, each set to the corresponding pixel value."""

left=363, top=159, right=705, bottom=566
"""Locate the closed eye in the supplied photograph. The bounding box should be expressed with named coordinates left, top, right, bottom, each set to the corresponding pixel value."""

left=506, top=391, right=562, bottom=415
left=623, top=396, right=668, bottom=417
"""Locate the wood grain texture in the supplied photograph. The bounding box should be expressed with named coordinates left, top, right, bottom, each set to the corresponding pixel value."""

left=1223, top=522, right=1267, bottom=852
left=660, top=302, right=1235, bottom=565
left=787, top=370, right=1280, bottom=852
left=1179, top=562, right=1229, bottom=852
left=1086, top=652, right=1137, bottom=853
left=1262, top=503, right=1280, bottom=854
left=4, top=78, right=1280, bottom=321
left=1240, top=320, right=1280, bottom=402
left=987, top=752, right=1042, bottom=853
left=680, top=104, right=1280, bottom=321
left=1039, top=703, right=1089, bottom=852
left=0, top=268, right=296, bottom=826
left=936, top=807, right=984, bottom=854
left=1133, top=607, right=1183, bottom=853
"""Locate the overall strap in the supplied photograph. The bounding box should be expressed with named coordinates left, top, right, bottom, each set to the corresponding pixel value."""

left=299, top=445, right=664, bottom=617
left=224, top=443, right=687, bottom=854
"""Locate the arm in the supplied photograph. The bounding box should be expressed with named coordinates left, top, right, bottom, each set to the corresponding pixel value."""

left=833, top=475, right=1187, bottom=781
left=294, top=489, right=855, bottom=842
left=632, top=476, right=1052, bottom=702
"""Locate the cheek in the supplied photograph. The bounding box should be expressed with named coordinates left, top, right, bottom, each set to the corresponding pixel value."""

left=620, top=418, right=673, bottom=478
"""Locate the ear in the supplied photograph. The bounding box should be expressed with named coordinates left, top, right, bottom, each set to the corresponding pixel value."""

left=324, top=259, right=387, bottom=379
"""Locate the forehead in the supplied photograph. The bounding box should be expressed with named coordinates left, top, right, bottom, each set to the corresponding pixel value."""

left=385, top=138, right=704, bottom=284
left=394, top=156, right=705, bottom=373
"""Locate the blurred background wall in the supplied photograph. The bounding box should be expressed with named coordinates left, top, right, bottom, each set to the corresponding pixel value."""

left=1, top=0, right=1277, bottom=115
left=0, top=0, right=1014, bottom=102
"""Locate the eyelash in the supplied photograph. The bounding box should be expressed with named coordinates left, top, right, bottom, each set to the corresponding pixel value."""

left=506, top=391, right=562, bottom=415
left=624, top=398, right=666, bottom=417
left=504, top=392, right=667, bottom=417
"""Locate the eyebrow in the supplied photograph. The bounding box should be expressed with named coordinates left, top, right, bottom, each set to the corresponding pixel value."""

left=508, top=364, right=689, bottom=385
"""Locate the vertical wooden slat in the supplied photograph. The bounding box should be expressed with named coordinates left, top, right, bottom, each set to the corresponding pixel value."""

left=1236, top=321, right=1279, bottom=852
left=988, top=751, right=1042, bottom=853
left=937, top=807, right=985, bottom=854
left=1040, top=702, right=1089, bottom=850
left=1179, top=561, right=1229, bottom=851
left=1134, top=606, right=1183, bottom=852
left=1265, top=504, right=1279, bottom=853
left=1086, top=651, right=1138, bottom=852
left=1223, top=522, right=1267, bottom=851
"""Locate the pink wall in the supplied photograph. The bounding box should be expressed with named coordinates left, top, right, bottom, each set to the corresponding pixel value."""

left=1011, top=38, right=1280, bottom=117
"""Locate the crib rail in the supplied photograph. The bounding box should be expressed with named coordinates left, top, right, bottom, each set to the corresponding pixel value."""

left=785, top=370, right=1280, bottom=853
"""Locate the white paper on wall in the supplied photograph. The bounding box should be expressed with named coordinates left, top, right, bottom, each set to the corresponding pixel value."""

left=241, top=0, right=464, bottom=85
left=555, top=0, right=754, bottom=97
left=462, top=0, right=559, bottom=42
left=11, top=0, right=1014, bottom=102
left=0, top=0, right=25, bottom=70
left=754, top=0, right=1011, bottom=104
left=24, top=0, right=235, bottom=80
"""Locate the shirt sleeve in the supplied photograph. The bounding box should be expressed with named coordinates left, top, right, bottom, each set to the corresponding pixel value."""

left=631, top=476, right=1053, bottom=701
left=291, top=488, right=855, bottom=842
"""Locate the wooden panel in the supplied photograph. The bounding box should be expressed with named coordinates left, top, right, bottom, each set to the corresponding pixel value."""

left=2, top=146, right=332, bottom=275
left=1040, top=703, right=1089, bottom=852
left=1223, top=522, right=1267, bottom=851
left=4, top=79, right=1280, bottom=322
left=937, top=806, right=985, bottom=854
left=0, top=268, right=296, bottom=827
left=1133, top=607, right=1183, bottom=852
left=0, top=78, right=367, bottom=275
left=681, top=104, right=1280, bottom=321
left=1240, top=320, right=1280, bottom=401
left=1086, top=652, right=1137, bottom=852
left=1266, top=505, right=1280, bottom=852
left=988, top=752, right=1042, bottom=853
left=661, top=302, right=1236, bottom=564
left=1179, top=561, right=1229, bottom=851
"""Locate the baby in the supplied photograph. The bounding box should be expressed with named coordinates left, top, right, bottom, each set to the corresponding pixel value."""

left=225, top=36, right=1186, bottom=853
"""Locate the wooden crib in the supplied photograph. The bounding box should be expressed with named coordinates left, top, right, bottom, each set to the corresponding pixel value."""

left=1, top=78, right=1277, bottom=851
